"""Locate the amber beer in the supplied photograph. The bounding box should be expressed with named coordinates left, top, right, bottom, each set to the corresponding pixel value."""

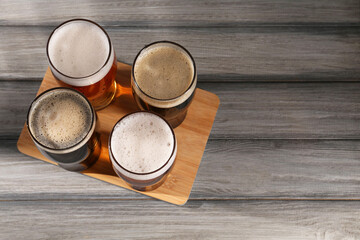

left=131, top=41, right=197, bottom=128
left=46, top=19, right=117, bottom=110
left=27, top=88, right=100, bottom=171
left=109, top=112, right=177, bottom=191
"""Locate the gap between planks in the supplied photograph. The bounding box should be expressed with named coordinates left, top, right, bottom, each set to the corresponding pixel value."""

left=1, top=198, right=360, bottom=202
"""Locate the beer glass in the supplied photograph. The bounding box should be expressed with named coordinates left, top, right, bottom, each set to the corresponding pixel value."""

left=109, top=111, right=177, bottom=191
left=46, top=19, right=117, bottom=110
left=27, top=87, right=100, bottom=171
left=131, top=41, right=197, bottom=128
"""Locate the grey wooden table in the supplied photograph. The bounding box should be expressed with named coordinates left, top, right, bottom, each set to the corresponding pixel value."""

left=1, top=1, right=360, bottom=239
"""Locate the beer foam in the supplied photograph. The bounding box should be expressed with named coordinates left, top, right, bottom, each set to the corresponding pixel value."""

left=132, top=42, right=197, bottom=108
left=28, top=89, right=93, bottom=149
left=48, top=20, right=114, bottom=87
left=110, top=112, right=175, bottom=176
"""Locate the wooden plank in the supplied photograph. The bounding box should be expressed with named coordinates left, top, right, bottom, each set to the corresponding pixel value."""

left=16, top=63, right=220, bottom=205
left=2, top=139, right=360, bottom=200
left=0, top=200, right=359, bottom=239
left=1, top=81, right=359, bottom=139
left=210, top=82, right=360, bottom=139
left=1, top=27, right=359, bottom=81
left=1, top=0, right=359, bottom=26
left=197, top=139, right=360, bottom=199
left=0, top=140, right=144, bottom=201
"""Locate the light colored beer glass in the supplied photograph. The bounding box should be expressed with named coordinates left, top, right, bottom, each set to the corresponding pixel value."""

left=131, top=41, right=197, bottom=128
left=109, top=111, right=177, bottom=191
left=27, top=87, right=100, bottom=171
left=46, top=19, right=117, bottom=110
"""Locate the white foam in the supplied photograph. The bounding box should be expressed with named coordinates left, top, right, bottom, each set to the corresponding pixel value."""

left=28, top=89, right=93, bottom=151
left=132, top=42, right=197, bottom=108
left=48, top=20, right=114, bottom=87
left=110, top=112, right=176, bottom=181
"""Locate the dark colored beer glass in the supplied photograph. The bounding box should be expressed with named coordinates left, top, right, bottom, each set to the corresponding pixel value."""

left=27, top=87, right=100, bottom=171
left=132, top=41, right=197, bottom=128
left=109, top=111, right=177, bottom=191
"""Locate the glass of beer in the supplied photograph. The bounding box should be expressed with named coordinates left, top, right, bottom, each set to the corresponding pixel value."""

left=109, top=111, right=177, bottom=191
left=27, top=87, right=100, bottom=172
left=46, top=19, right=117, bottom=110
left=131, top=41, right=197, bottom=128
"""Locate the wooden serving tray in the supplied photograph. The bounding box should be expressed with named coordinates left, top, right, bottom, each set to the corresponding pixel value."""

left=17, top=62, right=220, bottom=205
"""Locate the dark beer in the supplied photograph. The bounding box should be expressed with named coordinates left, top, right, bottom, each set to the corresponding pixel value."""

left=47, top=19, right=117, bottom=110
left=132, top=41, right=197, bottom=128
left=27, top=88, right=100, bottom=171
left=109, top=112, right=177, bottom=191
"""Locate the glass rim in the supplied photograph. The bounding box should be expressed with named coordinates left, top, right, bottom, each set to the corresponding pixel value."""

left=108, top=111, right=177, bottom=176
left=46, top=18, right=113, bottom=80
left=132, top=40, right=197, bottom=102
left=26, top=87, right=96, bottom=152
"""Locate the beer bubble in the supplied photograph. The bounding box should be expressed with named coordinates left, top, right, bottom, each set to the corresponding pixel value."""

left=133, top=44, right=194, bottom=109
left=48, top=20, right=112, bottom=85
left=28, top=89, right=92, bottom=149
left=110, top=112, right=174, bottom=174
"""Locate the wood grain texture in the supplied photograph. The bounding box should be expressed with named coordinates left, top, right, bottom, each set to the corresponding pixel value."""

left=1, top=81, right=359, bottom=139
left=2, top=139, right=360, bottom=200
left=1, top=27, right=359, bottom=80
left=1, top=0, right=359, bottom=26
left=1, top=0, right=360, bottom=237
left=211, top=82, right=360, bottom=139
left=0, top=200, right=359, bottom=240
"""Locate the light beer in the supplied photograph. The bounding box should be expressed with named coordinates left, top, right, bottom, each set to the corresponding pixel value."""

left=132, top=41, right=197, bottom=128
left=47, top=19, right=117, bottom=110
left=109, top=112, right=177, bottom=191
left=27, top=87, right=100, bottom=171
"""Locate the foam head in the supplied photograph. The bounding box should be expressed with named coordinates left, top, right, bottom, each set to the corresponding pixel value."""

left=28, top=88, right=94, bottom=150
left=110, top=112, right=176, bottom=180
left=47, top=19, right=114, bottom=87
left=132, top=42, right=197, bottom=108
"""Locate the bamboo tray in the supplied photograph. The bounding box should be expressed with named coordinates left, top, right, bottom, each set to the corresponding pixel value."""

left=17, top=62, right=220, bottom=205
